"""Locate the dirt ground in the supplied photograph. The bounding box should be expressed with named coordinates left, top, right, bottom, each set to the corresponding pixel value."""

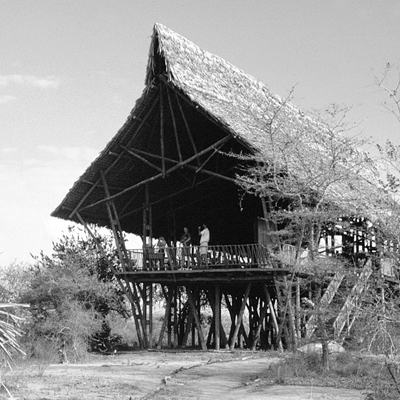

left=8, top=350, right=366, bottom=400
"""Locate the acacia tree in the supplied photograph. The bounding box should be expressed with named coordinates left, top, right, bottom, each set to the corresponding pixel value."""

left=235, top=92, right=382, bottom=368
left=339, top=65, right=400, bottom=399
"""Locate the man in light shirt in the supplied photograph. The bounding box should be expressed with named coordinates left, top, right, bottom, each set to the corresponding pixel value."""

left=198, top=223, right=210, bottom=265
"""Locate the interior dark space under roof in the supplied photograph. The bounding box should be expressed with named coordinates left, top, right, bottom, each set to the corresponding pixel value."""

left=53, top=80, right=263, bottom=247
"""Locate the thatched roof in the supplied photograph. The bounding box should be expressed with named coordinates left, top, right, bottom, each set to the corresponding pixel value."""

left=52, top=23, right=386, bottom=241
left=146, top=24, right=327, bottom=151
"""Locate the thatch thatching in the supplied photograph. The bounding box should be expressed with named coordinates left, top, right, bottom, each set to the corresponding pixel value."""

left=51, top=23, right=388, bottom=242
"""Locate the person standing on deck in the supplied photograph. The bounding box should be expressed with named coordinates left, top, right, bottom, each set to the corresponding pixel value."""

left=157, top=237, right=167, bottom=254
left=198, top=223, right=210, bottom=264
left=180, top=227, right=192, bottom=268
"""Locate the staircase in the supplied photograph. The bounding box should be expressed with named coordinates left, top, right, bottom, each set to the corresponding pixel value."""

left=305, top=270, right=345, bottom=339
left=333, top=259, right=373, bottom=340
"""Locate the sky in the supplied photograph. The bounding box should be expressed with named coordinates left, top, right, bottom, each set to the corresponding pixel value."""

left=1, top=0, right=400, bottom=265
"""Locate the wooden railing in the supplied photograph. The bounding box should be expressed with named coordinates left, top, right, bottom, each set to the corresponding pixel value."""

left=127, top=243, right=274, bottom=271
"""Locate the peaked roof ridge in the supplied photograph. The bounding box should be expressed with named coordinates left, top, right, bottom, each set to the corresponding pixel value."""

left=146, top=23, right=336, bottom=151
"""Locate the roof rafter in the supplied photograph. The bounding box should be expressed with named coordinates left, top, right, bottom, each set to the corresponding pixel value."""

left=165, top=82, right=183, bottom=163
left=121, top=145, right=163, bottom=173
left=78, top=134, right=234, bottom=213
left=66, top=94, right=160, bottom=219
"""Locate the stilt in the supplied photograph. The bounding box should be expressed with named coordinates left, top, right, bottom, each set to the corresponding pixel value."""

left=263, top=284, right=283, bottom=351
left=215, top=284, right=221, bottom=350
left=252, top=297, right=268, bottom=351
left=230, top=283, right=251, bottom=350
left=187, top=288, right=207, bottom=351
left=157, top=286, right=173, bottom=349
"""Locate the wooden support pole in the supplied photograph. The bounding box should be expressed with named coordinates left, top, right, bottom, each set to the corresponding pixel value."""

left=157, top=286, right=173, bottom=349
left=135, top=283, right=150, bottom=348
left=100, top=170, right=129, bottom=272
left=142, top=283, right=147, bottom=345
left=206, top=319, right=214, bottom=348
left=239, top=323, right=247, bottom=349
left=168, top=296, right=172, bottom=348
left=263, top=284, right=283, bottom=352
left=215, top=284, right=221, bottom=350
left=160, top=83, right=165, bottom=177
left=181, top=303, right=194, bottom=348
left=187, top=288, right=207, bottom=351
left=230, top=283, right=251, bottom=350
left=134, top=283, right=150, bottom=348
left=174, top=285, right=179, bottom=348
left=251, top=298, right=268, bottom=351
left=166, top=85, right=182, bottom=162
left=148, top=284, right=153, bottom=348
left=224, top=293, right=236, bottom=343
left=174, top=90, right=201, bottom=167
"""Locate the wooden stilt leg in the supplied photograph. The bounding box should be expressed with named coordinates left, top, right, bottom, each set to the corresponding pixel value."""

left=230, top=283, right=251, bottom=350
left=174, top=285, right=178, bottom=348
left=187, top=288, right=207, bottom=351
left=263, top=284, right=283, bottom=352
left=182, top=309, right=194, bottom=349
left=252, top=298, right=268, bottom=351
left=215, top=284, right=221, bottom=350
left=207, top=320, right=214, bottom=348
left=157, top=287, right=173, bottom=349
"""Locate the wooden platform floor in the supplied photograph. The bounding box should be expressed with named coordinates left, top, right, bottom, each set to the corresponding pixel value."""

left=117, top=267, right=289, bottom=284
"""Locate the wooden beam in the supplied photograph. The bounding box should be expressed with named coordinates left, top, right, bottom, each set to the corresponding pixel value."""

left=82, top=180, right=124, bottom=192
left=129, top=148, right=237, bottom=183
left=120, top=174, right=216, bottom=219
left=174, top=90, right=201, bottom=167
left=160, top=83, right=165, bottom=177
left=188, top=164, right=236, bottom=183
left=166, top=85, right=183, bottom=162
left=119, top=187, right=143, bottom=218
left=100, top=170, right=129, bottom=272
left=121, top=145, right=163, bottom=172
left=195, top=146, right=220, bottom=174
left=79, top=134, right=233, bottom=212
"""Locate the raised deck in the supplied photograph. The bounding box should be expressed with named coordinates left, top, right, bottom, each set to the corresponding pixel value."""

left=126, top=243, right=278, bottom=272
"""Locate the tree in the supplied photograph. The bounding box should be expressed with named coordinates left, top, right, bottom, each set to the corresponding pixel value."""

left=234, top=93, right=382, bottom=369
left=21, top=226, right=129, bottom=361
left=0, top=261, right=30, bottom=304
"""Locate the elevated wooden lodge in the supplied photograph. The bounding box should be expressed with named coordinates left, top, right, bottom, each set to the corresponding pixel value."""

left=52, top=24, right=395, bottom=351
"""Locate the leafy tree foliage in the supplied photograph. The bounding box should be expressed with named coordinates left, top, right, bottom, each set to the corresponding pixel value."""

left=20, top=226, right=129, bottom=360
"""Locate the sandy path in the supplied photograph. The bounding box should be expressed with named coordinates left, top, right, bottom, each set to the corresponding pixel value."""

left=12, top=350, right=365, bottom=399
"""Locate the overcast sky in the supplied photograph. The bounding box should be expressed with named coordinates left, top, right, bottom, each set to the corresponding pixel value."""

left=1, top=0, right=400, bottom=265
